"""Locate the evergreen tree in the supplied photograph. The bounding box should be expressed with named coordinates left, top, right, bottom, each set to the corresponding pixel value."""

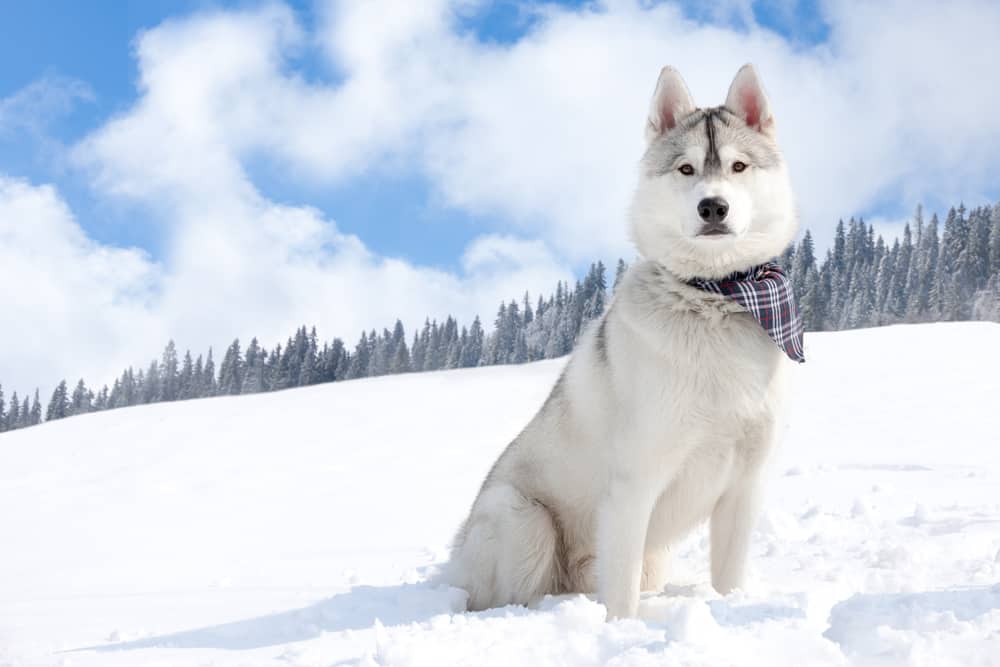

left=30, top=390, right=42, bottom=426
left=143, top=360, right=161, bottom=404
left=465, top=316, right=485, bottom=367
left=46, top=380, right=69, bottom=421
left=793, top=229, right=816, bottom=286
left=299, top=330, right=318, bottom=385
left=348, top=331, right=370, bottom=379
left=327, top=338, right=347, bottom=381
left=242, top=338, right=264, bottom=394
left=7, top=391, right=25, bottom=431
left=69, top=379, right=91, bottom=416
left=202, top=348, right=217, bottom=396
left=0, top=384, right=5, bottom=433
left=613, top=259, right=628, bottom=292
left=94, top=385, right=109, bottom=411
left=192, top=355, right=204, bottom=398
left=990, top=203, right=1000, bottom=277
left=179, top=351, right=195, bottom=399
left=3, top=390, right=15, bottom=432
left=160, top=340, right=179, bottom=401
left=217, top=339, right=244, bottom=395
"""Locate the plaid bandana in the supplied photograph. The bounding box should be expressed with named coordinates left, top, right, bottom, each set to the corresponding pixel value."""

left=688, top=262, right=805, bottom=363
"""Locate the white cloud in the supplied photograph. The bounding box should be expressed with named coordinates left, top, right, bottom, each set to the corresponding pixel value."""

left=76, top=0, right=998, bottom=259
left=0, top=177, right=161, bottom=396
left=4, top=0, right=1000, bottom=393
left=0, top=76, right=93, bottom=136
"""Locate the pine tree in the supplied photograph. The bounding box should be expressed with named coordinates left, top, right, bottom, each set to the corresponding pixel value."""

left=29, top=390, right=42, bottom=426
left=160, top=340, right=179, bottom=402
left=179, top=350, right=195, bottom=399
left=242, top=338, right=264, bottom=394
left=202, top=348, right=217, bottom=396
left=94, top=385, right=109, bottom=411
left=465, top=316, right=485, bottom=367
left=327, top=338, right=347, bottom=381
left=143, top=360, right=161, bottom=404
left=581, top=262, right=607, bottom=325
left=792, top=229, right=816, bottom=289
left=69, top=379, right=91, bottom=416
left=217, top=339, right=244, bottom=395
left=18, top=394, right=30, bottom=428
left=192, top=355, right=204, bottom=398
left=0, top=384, right=5, bottom=433
left=348, top=331, right=370, bottom=379
left=299, top=331, right=318, bottom=385
left=46, top=380, right=69, bottom=421
left=3, top=390, right=14, bottom=432
left=990, top=203, right=1000, bottom=277
left=613, top=258, right=628, bottom=292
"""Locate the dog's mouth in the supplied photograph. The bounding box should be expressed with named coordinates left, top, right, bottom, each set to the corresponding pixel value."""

left=697, top=225, right=732, bottom=237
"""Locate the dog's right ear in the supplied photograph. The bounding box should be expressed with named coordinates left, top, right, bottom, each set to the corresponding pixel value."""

left=645, top=66, right=696, bottom=144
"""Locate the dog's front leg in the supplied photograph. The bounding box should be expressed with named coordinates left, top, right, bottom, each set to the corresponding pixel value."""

left=710, top=476, right=761, bottom=595
left=596, top=482, right=655, bottom=619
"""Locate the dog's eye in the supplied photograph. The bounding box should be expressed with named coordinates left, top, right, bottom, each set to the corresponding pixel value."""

left=678, top=164, right=695, bottom=176
left=732, top=161, right=747, bottom=173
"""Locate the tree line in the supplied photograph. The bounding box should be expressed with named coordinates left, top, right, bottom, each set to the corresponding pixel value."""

left=2, top=201, right=998, bottom=434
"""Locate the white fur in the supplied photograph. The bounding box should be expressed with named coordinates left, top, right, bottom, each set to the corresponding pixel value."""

left=443, top=64, right=798, bottom=620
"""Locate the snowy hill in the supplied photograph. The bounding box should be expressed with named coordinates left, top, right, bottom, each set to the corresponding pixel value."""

left=1, top=322, right=999, bottom=666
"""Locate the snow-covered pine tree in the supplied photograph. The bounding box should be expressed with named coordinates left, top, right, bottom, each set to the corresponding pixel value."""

left=94, top=385, right=109, bottom=411
left=348, top=331, right=370, bottom=379
left=179, top=350, right=195, bottom=399
left=299, top=333, right=318, bottom=385
left=792, top=230, right=815, bottom=288
left=328, top=338, right=347, bottom=381
left=29, top=390, right=41, bottom=426
left=390, top=324, right=411, bottom=373
left=242, top=338, right=264, bottom=394
left=990, top=203, right=1000, bottom=277
left=887, top=225, right=909, bottom=318
left=143, top=361, right=161, bottom=404
left=7, top=392, right=19, bottom=430
left=46, top=380, right=69, bottom=421
left=218, top=339, right=244, bottom=395
left=5, top=391, right=17, bottom=432
left=466, top=316, right=484, bottom=367
left=192, top=355, right=204, bottom=398
left=203, top=349, right=217, bottom=396
left=613, top=259, right=628, bottom=292
left=17, top=389, right=29, bottom=428
left=69, top=379, right=91, bottom=416
left=160, top=340, right=179, bottom=402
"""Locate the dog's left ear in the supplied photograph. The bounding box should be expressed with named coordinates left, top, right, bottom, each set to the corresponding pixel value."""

left=725, top=64, right=775, bottom=136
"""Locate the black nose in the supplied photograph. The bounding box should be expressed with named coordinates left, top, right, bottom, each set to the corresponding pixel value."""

left=698, top=197, right=729, bottom=224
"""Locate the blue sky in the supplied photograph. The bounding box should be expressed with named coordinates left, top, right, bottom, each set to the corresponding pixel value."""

left=1, top=0, right=998, bottom=394
left=1, top=0, right=833, bottom=271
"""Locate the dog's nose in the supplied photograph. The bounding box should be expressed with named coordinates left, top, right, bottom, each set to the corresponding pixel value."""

left=697, top=197, right=729, bottom=224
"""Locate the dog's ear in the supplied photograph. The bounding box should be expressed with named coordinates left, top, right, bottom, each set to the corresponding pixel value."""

left=646, top=66, right=696, bottom=143
left=725, top=64, right=775, bottom=136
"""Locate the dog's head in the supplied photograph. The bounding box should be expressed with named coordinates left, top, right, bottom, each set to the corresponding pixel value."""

left=629, top=64, right=797, bottom=280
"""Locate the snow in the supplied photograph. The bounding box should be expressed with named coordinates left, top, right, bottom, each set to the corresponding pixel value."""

left=1, top=322, right=999, bottom=666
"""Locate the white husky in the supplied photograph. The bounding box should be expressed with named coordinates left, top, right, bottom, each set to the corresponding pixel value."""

left=443, top=64, right=799, bottom=619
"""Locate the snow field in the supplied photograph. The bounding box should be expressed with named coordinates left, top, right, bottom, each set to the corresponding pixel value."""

left=1, top=322, right=998, bottom=666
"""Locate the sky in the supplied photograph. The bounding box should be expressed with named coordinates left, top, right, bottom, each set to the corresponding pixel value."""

left=1, top=0, right=999, bottom=398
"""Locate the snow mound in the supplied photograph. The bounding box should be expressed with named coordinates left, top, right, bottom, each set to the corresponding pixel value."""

left=1, top=322, right=999, bottom=666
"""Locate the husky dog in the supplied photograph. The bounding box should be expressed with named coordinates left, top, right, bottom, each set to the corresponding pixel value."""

left=443, top=64, right=798, bottom=619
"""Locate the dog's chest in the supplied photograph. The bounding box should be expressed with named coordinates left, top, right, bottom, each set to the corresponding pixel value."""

left=621, top=305, right=786, bottom=444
